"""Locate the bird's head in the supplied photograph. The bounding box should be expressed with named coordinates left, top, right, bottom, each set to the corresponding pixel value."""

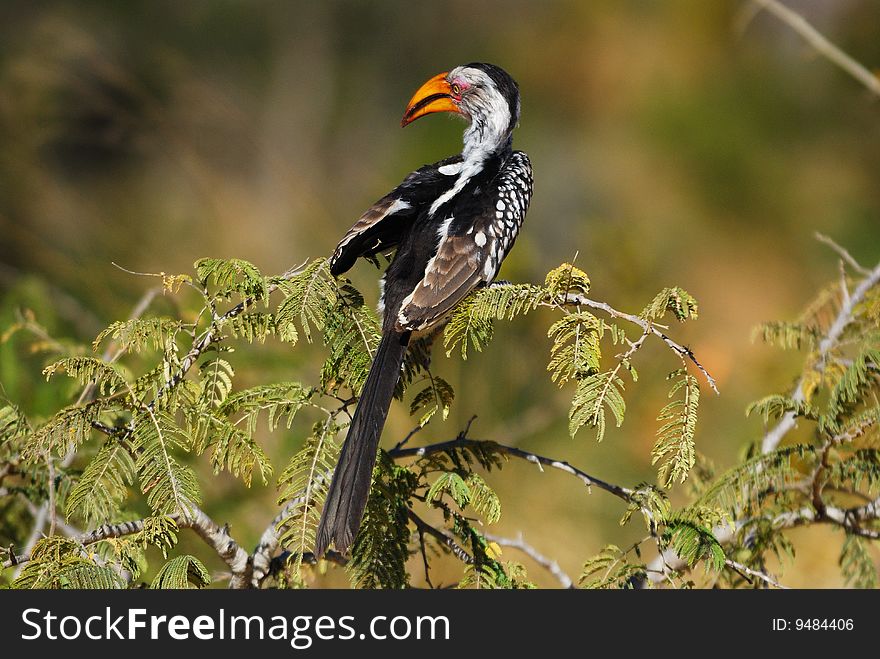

left=401, top=63, right=521, bottom=159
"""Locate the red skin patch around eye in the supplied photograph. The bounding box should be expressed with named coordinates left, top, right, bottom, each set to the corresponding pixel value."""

left=450, top=79, right=470, bottom=101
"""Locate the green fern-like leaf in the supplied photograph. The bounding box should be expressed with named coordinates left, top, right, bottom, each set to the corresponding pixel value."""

left=139, top=515, right=180, bottom=558
left=226, top=312, right=278, bottom=343
left=427, top=471, right=471, bottom=509
left=275, top=258, right=338, bottom=344
left=12, top=537, right=125, bottom=589
left=544, top=263, right=591, bottom=299
left=664, top=517, right=725, bottom=572
left=652, top=370, right=699, bottom=487
left=752, top=321, right=818, bottom=351
left=130, top=410, right=200, bottom=516
left=746, top=394, right=820, bottom=423
left=348, top=460, right=415, bottom=589
left=826, top=449, right=880, bottom=496
left=839, top=533, right=878, bottom=589
left=209, top=417, right=272, bottom=487
left=697, top=444, right=814, bottom=514
left=465, top=473, right=501, bottom=524
left=0, top=402, right=30, bottom=443
left=579, top=544, right=645, bottom=589
left=199, top=355, right=235, bottom=407
left=320, top=286, right=380, bottom=395
left=620, top=483, right=671, bottom=528
left=220, top=382, right=314, bottom=435
left=90, top=536, right=146, bottom=582
left=276, top=421, right=341, bottom=571
left=827, top=345, right=880, bottom=420
left=60, top=564, right=127, bottom=589
left=23, top=400, right=107, bottom=459
left=568, top=370, right=626, bottom=441
left=150, top=554, right=211, bottom=589
left=444, top=283, right=545, bottom=359
left=414, top=438, right=506, bottom=474
left=66, top=439, right=137, bottom=526
left=459, top=560, right=533, bottom=589
left=195, top=257, right=268, bottom=302
left=409, top=375, right=455, bottom=426
left=546, top=312, right=602, bottom=386
left=642, top=287, right=699, bottom=322
left=43, top=357, right=129, bottom=398
left=93, top=317, right=182, bottom=354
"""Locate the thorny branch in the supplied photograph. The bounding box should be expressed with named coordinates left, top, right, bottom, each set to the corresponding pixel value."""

left=761, top=241, right=880, bottom=453
left=554, top=293, right=719, bottom=395
left=407, top=510, right=474, bottom=565
left=389, top=436, right=634, bottom=503
left=483, top=532, right=575, bottom=588
left=724, top=559, right=788, bottom=589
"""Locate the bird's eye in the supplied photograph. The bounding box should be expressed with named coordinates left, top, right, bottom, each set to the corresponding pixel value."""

left=450, top=83, right=462, bottom=97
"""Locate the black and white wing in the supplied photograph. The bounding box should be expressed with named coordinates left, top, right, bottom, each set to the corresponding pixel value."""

left=396, top=151, right=533, bottom=332
left=329, top=155, right=463, bottom=276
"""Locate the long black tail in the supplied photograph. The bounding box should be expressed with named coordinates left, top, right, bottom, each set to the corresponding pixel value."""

left=315, top=330, right=410, bottom=556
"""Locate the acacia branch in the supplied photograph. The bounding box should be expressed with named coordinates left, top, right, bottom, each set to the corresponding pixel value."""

left=750, top=0, right=880, bottom=99
left=78, top=509, right=252, bottom=587
left=407, top=510, right=473, bottom=565
left=643, top=494, right=880, bottom=587
left=389, top=436, right=634, bottom=503
left=483, top=532, right=575, bottom=588
left=250, top=477, right=331, bottom=588
left=724, top=558, right=789, bottom=589
left=761, top=252, right=880, bottom=453
left=555, top=294, right=719, bottom=394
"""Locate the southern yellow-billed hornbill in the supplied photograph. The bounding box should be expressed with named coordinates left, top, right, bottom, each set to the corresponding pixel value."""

left=315, top=63, right=533, bottom=556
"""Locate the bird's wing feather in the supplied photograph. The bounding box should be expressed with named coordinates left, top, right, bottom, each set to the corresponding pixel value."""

left=330, top=156, right=463, bottom=276
left=396, top=234, right=486, bottom=331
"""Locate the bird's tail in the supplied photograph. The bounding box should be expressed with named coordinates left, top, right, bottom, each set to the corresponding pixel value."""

left=315, top=330, right=410, bottom=556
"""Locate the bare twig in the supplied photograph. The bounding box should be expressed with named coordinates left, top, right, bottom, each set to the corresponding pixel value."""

left=725, top=558, right=789, bottom=589
left=483, top=532, right=575, bottom=588
left=761, top=254, right=880, bottom=453
left=12, top=504, right=47, bottom=579
left=391, top=423, right=427, bottom=452
left=554, top=294, right=719, bottom=394
left=389, top=436, right=633, bottom=503
left=750, top=0, right=880, bottom=99
left=815, top=232, right=871, bottom=277
left=407, top=510, right=473, bottom=565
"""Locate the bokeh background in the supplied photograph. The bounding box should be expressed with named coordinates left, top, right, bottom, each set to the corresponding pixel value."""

left=1, top=0, right=878, bottom=587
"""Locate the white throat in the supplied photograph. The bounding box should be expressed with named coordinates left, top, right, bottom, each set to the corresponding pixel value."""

left=428, top=98, right=511, bottom=218
left=461, top=93, right=511, bottom=162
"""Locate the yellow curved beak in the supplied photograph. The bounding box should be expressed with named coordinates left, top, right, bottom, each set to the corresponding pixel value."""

left=400, top=71, right=461, bottom=127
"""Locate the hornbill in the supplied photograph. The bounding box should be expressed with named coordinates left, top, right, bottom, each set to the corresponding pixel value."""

left=315, top=63, right=533, bottom=556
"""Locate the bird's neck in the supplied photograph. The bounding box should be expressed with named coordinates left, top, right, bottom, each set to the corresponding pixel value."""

left=461, top=116, right=513, bottom=165
left=427, top=119, right=512, bottom=219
